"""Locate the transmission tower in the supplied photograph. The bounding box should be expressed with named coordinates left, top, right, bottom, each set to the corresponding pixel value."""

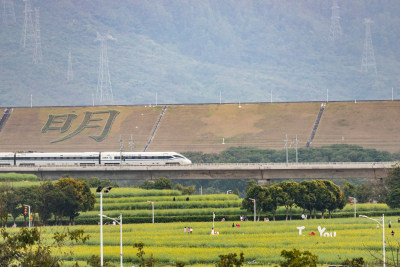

left=329, top=0, right=342, bottom=43
left=33, top=8, right=42, bottom=64
left=361, top=18, right=377, bottom=75
left=21, top=0, right=34, bottom=49
left=67, top=49, right=73, bottom=81
left=95, top=32, right=115, bottom=104
left=2, top=0, right=16, bottom=26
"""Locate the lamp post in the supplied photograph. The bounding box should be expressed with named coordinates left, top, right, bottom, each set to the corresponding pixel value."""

left=359, top=214, right=385, bottom=267
left=97, top=186, right=112, bottom=267
left=226, top=190, right=232, bottom=194
left=349, top=196, right=357, bottom=217
left=23, top=204, right=31, bottom=228
left=101, top=214, right=123, bottom=267
left=249, top=198, right=256, bottom=222
left=147, top=201, right=154, bottom=224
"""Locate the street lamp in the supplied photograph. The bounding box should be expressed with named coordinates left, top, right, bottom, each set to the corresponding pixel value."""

left=349, top=196, right=357, bottom=217
left=226, top=190, right=232, bottom=194
left=147, top=201, right=154, bottom=224
left=101, top=214, right=123, bottom=267
left=359, top=214, right=385, bottom=267
left=97, top=186, right=112, bottom=267
left=23, top=204, right=31, bottom=228
left=249, top=198, right=256, bottom=222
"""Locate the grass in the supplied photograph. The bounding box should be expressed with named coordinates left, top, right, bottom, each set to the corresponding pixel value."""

left=0, top=101, right=399, bottom=154
left=313, top=101, right=400, bottom=153
left=18, top=216, right=400, bottom=266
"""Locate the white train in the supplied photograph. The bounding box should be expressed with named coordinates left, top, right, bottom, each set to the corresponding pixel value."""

left=0, top=152, right=192, bottom=166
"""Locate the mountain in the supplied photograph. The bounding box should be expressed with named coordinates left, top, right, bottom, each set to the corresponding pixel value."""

left=0, top=0, right=399, bottom=107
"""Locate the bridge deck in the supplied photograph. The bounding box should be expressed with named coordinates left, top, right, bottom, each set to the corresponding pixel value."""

left=0, top=162, right=395, bottom=181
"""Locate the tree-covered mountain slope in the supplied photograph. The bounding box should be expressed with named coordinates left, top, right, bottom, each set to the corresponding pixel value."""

left=0, top=0, right=399, bottom=107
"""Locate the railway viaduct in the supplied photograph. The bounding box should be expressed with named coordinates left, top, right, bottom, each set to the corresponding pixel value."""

left=0, top=162, right=395, bottom=182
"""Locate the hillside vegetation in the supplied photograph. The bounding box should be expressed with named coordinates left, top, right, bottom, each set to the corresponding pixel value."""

left=1, top=1, right=400, bottom=107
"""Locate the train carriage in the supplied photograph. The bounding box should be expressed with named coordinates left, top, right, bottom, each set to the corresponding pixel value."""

left=0, top=152, right=15, bottom=166
left=100, top=152, right=192, bottom=166
left=15, top=152, right=100, bottom=166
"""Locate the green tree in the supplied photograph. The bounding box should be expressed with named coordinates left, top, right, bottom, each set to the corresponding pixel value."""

left=153, top=177, right=173, bottom=189
left=314, top=180, right=332, bottom=219
left=266, top=184, right=284, bottom=221
left=216, top=252, right=245, bottom=267
left=7, top=187, right=23, bottom=225
left=322, top=180, right=346, bottom=218
left=297, top=181, right=318, bottom=218
left=140, top=180, right=155, bottom=189
left=242, top=185, right=268, bottom=220
left=0, top=227, right=89, bottom=267
left=386, top=187, right=400, bottom=209
left=55, top=178, right=96, bottom=225
left=36, top=181, right=65, bottom=225
left=277, top=181, right=299, bottom=221
left=0, top=184, right=11, bottom=227
left=342, top=180, right=356, bottom=199
left=87, top=255, right=116, bottom=267
left=279, top=248, right=318, bottom=267
left=133, top=242, right=155, bottom=267
left=355, top=183, right=374, bottom=203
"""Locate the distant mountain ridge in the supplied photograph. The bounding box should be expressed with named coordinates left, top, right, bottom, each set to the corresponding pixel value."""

left=0, top=0, right=399, bottom=107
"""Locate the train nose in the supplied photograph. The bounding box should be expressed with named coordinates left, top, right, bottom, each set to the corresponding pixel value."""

left=185, top=159, right=192, bottom=165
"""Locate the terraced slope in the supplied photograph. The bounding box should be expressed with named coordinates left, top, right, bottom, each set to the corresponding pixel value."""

left=148, top=103, right=320, bottom=152
left=312, top=101, right=400, bottom=153
left=0, top=101, right=399, bottom=153
left=0, top=106, right=162, bottom=152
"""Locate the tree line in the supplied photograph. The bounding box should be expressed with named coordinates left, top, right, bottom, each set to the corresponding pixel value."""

left=242, top=180, right=346, bottom=220
left=0, top=178, right=96, bottom=227
left=183, top=144, right=398, bottom=163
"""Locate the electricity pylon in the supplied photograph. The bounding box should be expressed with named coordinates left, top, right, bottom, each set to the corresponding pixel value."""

left=2, top=0, right=16, bottom=26
left=33, top=8, right=42, bottom=64
left=329, top=0, right=342, bottom=43
left=21, top=0, right=34, bottom=49
left=95, top=32, right=115, bottom=105
left=67, top=49, right=73, bottom=81
left=361, top=18, right=377, bottom=75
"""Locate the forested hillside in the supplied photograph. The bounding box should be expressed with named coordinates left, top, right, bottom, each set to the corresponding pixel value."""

left=1, top=0, right=399, bottom=107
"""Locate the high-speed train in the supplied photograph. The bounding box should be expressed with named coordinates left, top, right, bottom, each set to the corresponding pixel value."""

left=0, top=152, right=192, bottom=166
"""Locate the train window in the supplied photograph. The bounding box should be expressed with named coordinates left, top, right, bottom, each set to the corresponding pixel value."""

left=115, top=156, right=120, bottom=160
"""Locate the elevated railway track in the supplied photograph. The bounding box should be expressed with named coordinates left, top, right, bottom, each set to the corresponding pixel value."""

left=0, top=162, right=395, bottom=181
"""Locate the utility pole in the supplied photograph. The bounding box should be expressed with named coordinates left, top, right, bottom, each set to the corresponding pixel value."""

left=270, top=89, right=272, bottom=103
left=361, top=18, right=377, bottom=75
left=129, top=134, right=135, bottom=151
left=285, top=134, right=288, bottom=164
left=95, top=32, right=115, bottom=105
left=326, top=88, right=329, bottom=102
left=33, top=8, right=42, bottom=64
left=119, top=134, right=123, bottom=164
left=329, top=0, right=342, bottom=43
left=295, top=134, right=298, bottom=163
